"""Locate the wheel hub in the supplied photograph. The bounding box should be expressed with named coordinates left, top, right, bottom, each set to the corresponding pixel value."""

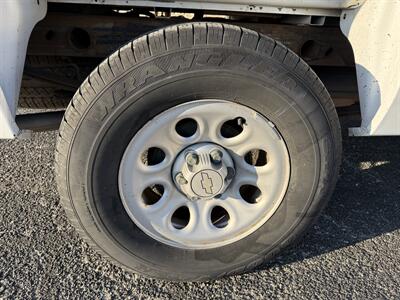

left=172, top=143, right=235, bottom=200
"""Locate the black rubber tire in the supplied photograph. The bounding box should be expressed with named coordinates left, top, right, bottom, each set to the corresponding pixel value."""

left=55, top=22, right=341, bottom=281
left=19, top=56, right=75, bottom=109
left=19, top=87, right=71, bottom=109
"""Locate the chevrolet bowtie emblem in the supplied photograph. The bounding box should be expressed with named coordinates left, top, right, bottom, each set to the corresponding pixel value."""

left=200, top=172, right=214, bottom=194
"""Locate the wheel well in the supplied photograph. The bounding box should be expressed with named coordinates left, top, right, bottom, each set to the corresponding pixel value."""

left=22, top=3, right=360, bottom=117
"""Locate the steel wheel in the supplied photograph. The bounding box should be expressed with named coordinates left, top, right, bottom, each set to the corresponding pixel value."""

left=119, top=100, right=290, bottom=249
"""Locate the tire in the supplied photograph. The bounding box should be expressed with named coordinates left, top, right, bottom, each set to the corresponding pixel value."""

left=20, top=56, right=75, bottom=109
left=19, top=87, right=71, bottom=109
left=55, top=22, right=341, bottom=281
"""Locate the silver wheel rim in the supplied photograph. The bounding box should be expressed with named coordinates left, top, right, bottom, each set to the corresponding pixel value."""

left=118, top=100, right=290, bottom=249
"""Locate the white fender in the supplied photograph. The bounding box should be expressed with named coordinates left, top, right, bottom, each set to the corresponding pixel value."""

left=0, top=0, right=47, bottom=138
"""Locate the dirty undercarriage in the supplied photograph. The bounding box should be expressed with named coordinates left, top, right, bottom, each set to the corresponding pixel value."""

left=20, top=3, right=358, bottom=110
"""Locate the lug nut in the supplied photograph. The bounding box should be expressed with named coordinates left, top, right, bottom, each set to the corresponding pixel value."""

left=185, top=151, right=199, bottom=166
left=210, top=149, right=223, bottom=164
left=226, top=167, right=236, bottom=180
left=237, top=117, right=246, bottom=127
left=175, top=172, right=188, bottom=185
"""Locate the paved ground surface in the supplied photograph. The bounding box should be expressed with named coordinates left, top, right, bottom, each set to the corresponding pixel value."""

left=0, top=119, right=399, bottom=299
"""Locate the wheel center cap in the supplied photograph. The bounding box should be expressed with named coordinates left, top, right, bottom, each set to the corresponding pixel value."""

left=191, top=169, right=223, bottom=198
left=172, top=143, right=235, bottom=200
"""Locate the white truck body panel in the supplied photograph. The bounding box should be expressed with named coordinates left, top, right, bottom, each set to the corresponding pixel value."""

left=341, top=1, right=400, bottom=136
left=0, top=0, right=47, bottom=138
left=0, top=0, right=399, bottom=138
left=48, top=0, right=364, bottom=16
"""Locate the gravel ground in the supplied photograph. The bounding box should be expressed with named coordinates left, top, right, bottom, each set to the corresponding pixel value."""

left=0, top=120, right=400, bottom=299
